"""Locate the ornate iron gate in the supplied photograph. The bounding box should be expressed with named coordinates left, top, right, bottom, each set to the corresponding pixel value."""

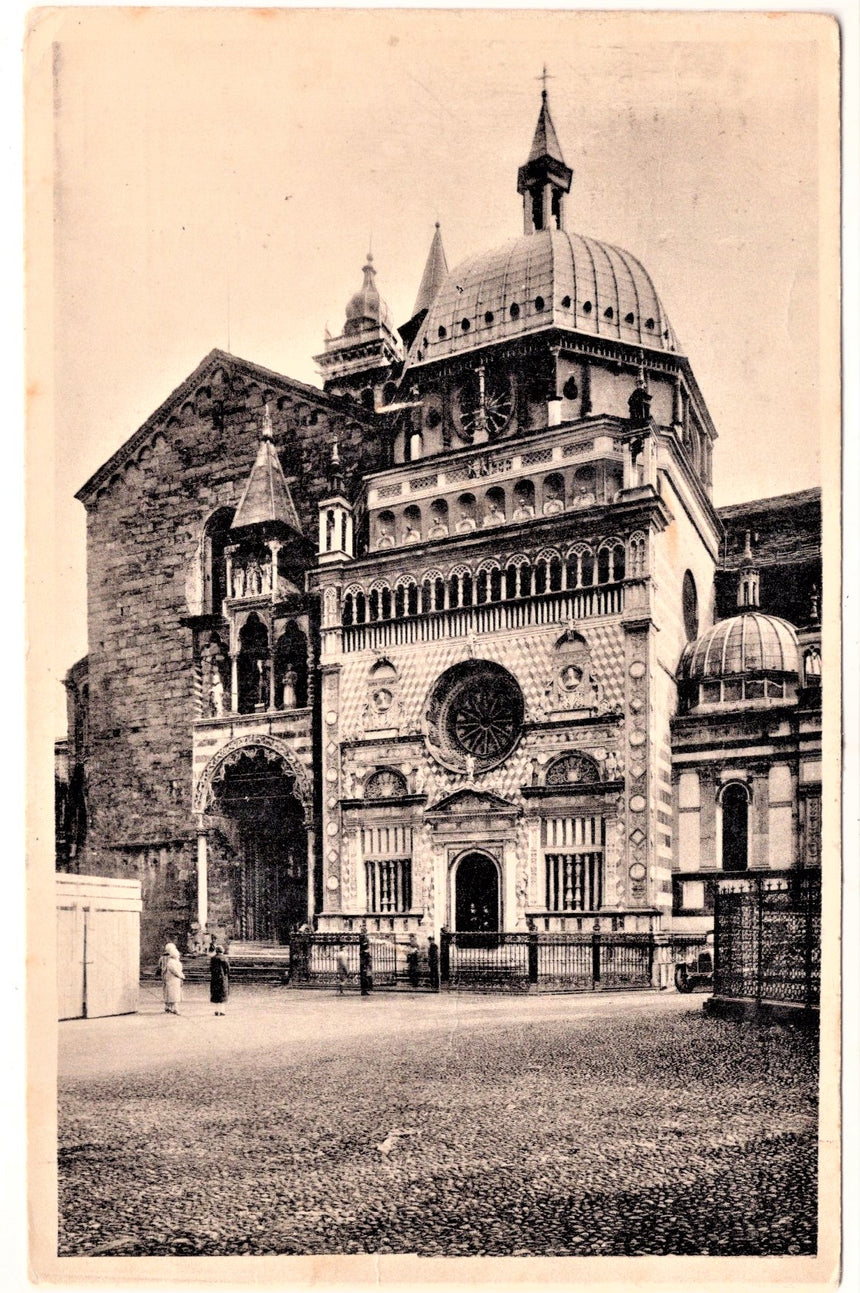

left=713, top=869, right=820, bottom=1009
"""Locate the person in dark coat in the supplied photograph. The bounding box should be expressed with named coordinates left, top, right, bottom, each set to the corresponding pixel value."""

left=427, top=935, right=440, bottom=992
left=210, top=944, right=230, bottom=1016
left=406, top=934, right=420, bottom=988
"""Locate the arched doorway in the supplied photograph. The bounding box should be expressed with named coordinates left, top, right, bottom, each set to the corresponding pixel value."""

left=212, top=748, right=307, bottom=943
left=454, top=852, right=500, bottom=932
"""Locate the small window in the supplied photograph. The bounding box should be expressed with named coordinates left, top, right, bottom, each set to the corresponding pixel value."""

left=561, top=295, right=571, bottom=309
left=645, top=318, right=655, bottom=330
left=604, top=306, right=614, bottom=320
left=723, top=679, right=743, bottom=702
left=745, top=679, right=765, bottom=699
left=682, top=571, right=699, bottom=641
left=438, top=325, right=447, bottom=339
left=563, top=377, right=579, bottom=400
left=484, top=311, right=494, bottom=324
left=509, top=302, right=520, bottom=319
left=461, top=318, right=471, bottom=332
left=766, top=678, right=785, bottom=699
left=625, top=312, right=635, bottom=324
left=701, top=681, right=722, bottom=704
left=582, top=301, right=593, bottom=314
left=534, top=296, right=545, bottom=312
left=682, top=881, right=706, bottom=911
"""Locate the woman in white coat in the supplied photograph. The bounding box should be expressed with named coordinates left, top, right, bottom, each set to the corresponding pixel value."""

left=159, top=943, right=185, bottom=1015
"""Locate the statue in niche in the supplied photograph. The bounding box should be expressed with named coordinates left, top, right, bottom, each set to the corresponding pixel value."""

left=255, top=658, right=269, bottom=708
left=281, top=666, right=298, bottom=710
left=246, top=557, right=262, bottom=596
left=456, top=509, right=477, bottom=533
left=604, top=750, right=621, bottom=780
left=403, top=520, right=422, bottom=544
left=513, top=499, right=535, bottom=521
left=628, top=382, right=652, bottom=427
left=464, top=754, right=477, bottom=782
left=429, top=516, right=449, bottom=539
left=232, top=564, right=245, bottom=598
left=261, top=554, right=272, bottom=592
left=208, top=669, right=225, bottom=718
left=482, top=498, right=505, bottom=527
left=377, top=517, right=396, bottom=548
left=412, top=765, right=426, bottom=795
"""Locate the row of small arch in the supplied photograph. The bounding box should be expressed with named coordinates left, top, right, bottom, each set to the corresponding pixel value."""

left=374, top=467, right=623, bottom=545
left=341, top=538, right=644, bottom=624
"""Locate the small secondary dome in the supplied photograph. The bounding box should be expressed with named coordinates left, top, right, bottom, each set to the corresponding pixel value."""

left=678, top=613, right=801, bottom=682
left=405, top=228, right=679, bottom=370
left=344, top=252, right=394, bottom=336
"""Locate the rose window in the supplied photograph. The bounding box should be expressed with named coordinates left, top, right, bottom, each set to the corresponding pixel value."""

left=426, top=660, right=524, bottom=773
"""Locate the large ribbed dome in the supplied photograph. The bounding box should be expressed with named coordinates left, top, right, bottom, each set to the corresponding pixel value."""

left=678, top=613, right=801, bottom=682
left=405, top=228, right=679, bottom=371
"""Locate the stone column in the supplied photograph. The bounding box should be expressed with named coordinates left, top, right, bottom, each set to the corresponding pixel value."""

left=306, top=826, right=316, bottom=923
left=229, top=652, right=239, bottom=713
left=196, top=830, right=208, bottom=930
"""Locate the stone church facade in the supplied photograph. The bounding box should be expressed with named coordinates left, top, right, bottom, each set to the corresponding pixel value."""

left=60, top=93, right=822, bottom=966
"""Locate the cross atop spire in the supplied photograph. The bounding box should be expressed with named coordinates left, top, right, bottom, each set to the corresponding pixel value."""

left=537, top=64, right=554, bottom=97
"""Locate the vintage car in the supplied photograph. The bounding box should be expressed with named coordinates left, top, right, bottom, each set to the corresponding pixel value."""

left=674, top=940, right=715, bottom=993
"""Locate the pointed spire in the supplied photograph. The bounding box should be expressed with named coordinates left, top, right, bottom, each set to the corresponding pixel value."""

left=231, top=406, right=302, bottom=533
left=517, top=87, right=572, bottom=233
left=528, top=89, right=566, bottom=166
left=412, top=223, right=449, bottom=317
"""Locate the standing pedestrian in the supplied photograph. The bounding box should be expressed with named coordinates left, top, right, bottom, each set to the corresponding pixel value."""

left=210, top=944, right=230, bottom=1016
left=427, top=935, right=440, bottom=992
left=406, top=933, right=420, bottom=989
left=335, top=944, right=349, bottom=994
left=159, top=942, right=185, bottom=1015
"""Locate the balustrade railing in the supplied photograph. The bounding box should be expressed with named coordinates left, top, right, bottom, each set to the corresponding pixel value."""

left=341, top=585, right=624, bottom=652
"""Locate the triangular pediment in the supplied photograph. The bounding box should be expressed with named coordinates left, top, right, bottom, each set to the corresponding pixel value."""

left=427, top=788, right=519, bottom=817
left=76, top=349, right=338, bottom=504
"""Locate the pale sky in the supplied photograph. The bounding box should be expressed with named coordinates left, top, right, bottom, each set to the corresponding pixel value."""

left=36, top=8, right=836, bottom=734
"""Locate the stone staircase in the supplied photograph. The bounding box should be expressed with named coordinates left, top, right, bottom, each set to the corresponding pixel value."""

left=145, top=942, right=292, bottom=984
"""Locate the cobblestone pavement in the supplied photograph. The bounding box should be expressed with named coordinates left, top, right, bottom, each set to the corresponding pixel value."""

left=58, top=986, right=818, bottom=1258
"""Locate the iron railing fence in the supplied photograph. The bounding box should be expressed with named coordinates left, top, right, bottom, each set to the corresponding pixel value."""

left=440, top=930, right=655, bottom=992
left=713, top=869, right=820, bottom=1010
left=288, top=931, right=434, bottom=990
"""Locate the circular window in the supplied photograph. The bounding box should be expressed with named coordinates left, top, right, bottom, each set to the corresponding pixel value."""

left=683, top=570, right=699, bottom=641
left=563, top=376, right=579, bottom=400
left=425, top=660, right=524, bottom=772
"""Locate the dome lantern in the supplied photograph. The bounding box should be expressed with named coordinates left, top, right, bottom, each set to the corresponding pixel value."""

left=517, top=85, right=573, bottom=234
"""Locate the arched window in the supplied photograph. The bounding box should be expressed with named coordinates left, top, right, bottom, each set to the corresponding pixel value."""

left=394, top=586, right=406, bottom=618
left=483, top=486, right=506, bottom=527
left=581, top=549, right=595, bottom=586
left=476, top=570, right=489, bottom=604
left=597, top=547, right=611, bottom=584
left=434, top=576, right=446, bottom=610
left=683, top=571, right=699, bottom=641
left=237, top=613, right=269, bottom=714
left=490, top=568, right=503, bottom=602
left=381, top=587, right=393, bottom=620
left=407, top=582, right=419, bottom=616
left=342, top=592, right=354, bottom=627
left=376, top=511, right=396, bottom=548
left=203, top=508, right=234, bottom=614
left=721, top=783, right=750, bottom=872
left=421, top=579, right=433, bottom=614
left=368, top=589, right=380, bottom=622
left=355, top=591, right=367, bottom=624
left=505, top=564, right=518, bottom=599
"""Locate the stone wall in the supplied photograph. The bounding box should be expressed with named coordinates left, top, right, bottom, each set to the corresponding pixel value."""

left=75, top=352, right=379, bottom=963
